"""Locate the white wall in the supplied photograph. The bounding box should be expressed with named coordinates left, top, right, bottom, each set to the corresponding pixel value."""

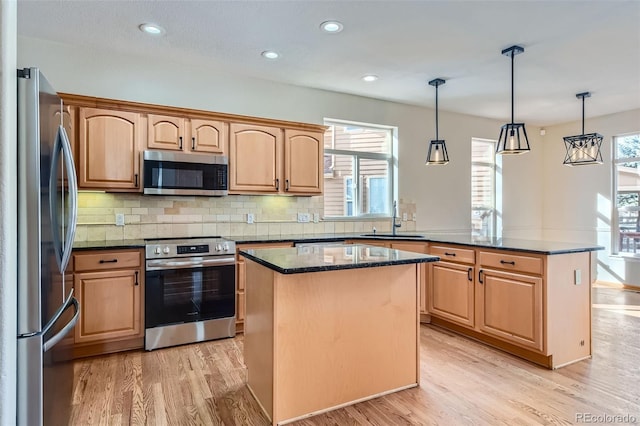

left=0, top=1, right=18, bottom=423
left=18, top=36, right=545, bottom=238
left=541, top=108, right=640, bottom=286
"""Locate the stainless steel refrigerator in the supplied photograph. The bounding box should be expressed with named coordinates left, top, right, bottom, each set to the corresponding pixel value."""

left=17, top=68, right=79, bottom=426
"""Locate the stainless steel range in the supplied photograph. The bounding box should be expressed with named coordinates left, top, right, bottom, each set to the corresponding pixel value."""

left=144, top=236, right=236, bottom=350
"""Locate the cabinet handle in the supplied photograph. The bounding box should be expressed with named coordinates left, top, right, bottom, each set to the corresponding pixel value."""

left=444, top=252, right=456, bottom=256
left=179, top=136, right=183, bottom=149
left=192, top=137, right=196, bottom=150
left=467, top=267, right=473, bottom=282
left=275, top=178, right=280, bottom=190
left=478, top=269, right=484, bottom=284
left=134, top=271, right=139, bottom=286
left=500, top=260, right=516, bottom=265
left=285, top=179, right=290, bottom=191
left=134, top=173, right=139, bottom=187
left=99, top=259, right=118, bottom=264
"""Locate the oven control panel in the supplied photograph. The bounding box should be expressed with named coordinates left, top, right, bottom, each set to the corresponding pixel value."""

left=145, top=238, right=236, bottom=259
left=177, top=244, right=209, bottom=255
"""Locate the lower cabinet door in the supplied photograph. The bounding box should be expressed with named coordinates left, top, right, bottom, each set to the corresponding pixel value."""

left=74, top=269, right=143, bottom=344
left=477, top=268, right=543, bottom=352
left=428, top=262, right=475, bottom=327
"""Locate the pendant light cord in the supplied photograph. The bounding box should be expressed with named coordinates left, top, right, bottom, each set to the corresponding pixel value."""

left=581, top=95, right=585, bottom=135
left=435, top=84, right=439, bottom=140
left=511, top=51, right=515, bottom=125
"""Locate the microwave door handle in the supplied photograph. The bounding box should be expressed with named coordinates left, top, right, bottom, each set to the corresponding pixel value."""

left=59, top=125, right=77, bottom=272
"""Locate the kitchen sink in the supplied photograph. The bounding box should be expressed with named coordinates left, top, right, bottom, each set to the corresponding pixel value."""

left=360, top=233, right=425, bottom=239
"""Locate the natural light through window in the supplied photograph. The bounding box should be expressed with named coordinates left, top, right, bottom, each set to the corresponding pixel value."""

left=472, top=138, right=500, bottom=238
left=323, top=120, right=394, bottom=218
left=613, top=133, right=640, bottom=254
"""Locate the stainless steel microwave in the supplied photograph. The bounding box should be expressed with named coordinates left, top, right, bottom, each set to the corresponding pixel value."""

left=143, top=151, right=228, bottom=196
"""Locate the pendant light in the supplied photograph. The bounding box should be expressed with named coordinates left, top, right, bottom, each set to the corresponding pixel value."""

left=496, top=45, right=530, bottom=155
left=425, top=78, right=449, bottom=165
left=563, top=92, right=603, bottom=166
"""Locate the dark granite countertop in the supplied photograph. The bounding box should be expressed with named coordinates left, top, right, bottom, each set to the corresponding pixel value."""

left=230, top=232, right=604, bottom=255
left=73, top=232, right=604, bottom=255
left=239, top=244, right=440, bottom=274
left=73, top=239, right=146, bottom=250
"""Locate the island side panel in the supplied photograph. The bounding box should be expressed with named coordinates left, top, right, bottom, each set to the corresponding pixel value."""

left=546, top=252, right=592, bottom=368
left=273, top=264, right=419, bottom=424
left=244, top=260, right=276, bottom=422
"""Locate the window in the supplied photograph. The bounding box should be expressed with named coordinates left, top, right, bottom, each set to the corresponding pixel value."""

left=471, top=138, right=501, bottom=238
left=613, top=133, right=640, bottom=254
left=323, top=120, right=394, bottom=217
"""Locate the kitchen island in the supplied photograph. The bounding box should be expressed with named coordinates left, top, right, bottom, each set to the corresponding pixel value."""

left=239, top=244, right=439, bottom=426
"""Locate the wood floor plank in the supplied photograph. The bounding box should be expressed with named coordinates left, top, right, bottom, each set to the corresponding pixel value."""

left=69, top=288, right=640, bottom=425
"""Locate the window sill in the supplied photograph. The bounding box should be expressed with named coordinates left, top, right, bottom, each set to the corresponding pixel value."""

left=610, top=253, right=640, bottom=262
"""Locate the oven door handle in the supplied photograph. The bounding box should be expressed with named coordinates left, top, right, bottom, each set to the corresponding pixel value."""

left=146, top=256, right=236, bottom=271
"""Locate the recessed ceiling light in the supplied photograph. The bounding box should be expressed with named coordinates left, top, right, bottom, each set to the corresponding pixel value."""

left=139, top=23, right=165, bottom=35
left=320, top=20, right=344, bottom=33
left=261, top=50, right=280, bottom=60
left=362, top=75, right=379, bottom=82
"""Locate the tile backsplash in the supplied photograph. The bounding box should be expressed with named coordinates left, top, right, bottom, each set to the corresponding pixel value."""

left=75, top=193, right=417, bottom=241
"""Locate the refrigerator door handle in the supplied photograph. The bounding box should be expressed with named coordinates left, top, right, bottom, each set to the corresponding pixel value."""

left=60, top=125, right=78, bottom=272
left=48, top=125, right=78, bottom=273
left=43, top=294, right=79, bottom=352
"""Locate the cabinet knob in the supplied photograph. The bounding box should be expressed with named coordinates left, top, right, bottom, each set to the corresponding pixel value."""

left=285, top=179, right=290, bottom=191
left=134, top=173, right=139, bottom=187
left=478, top=269, right=484, bottom=284
left=275, top=178, right=280, bottom=191
left=467, top=267, right=473, bottom=282
left=500, top=260, right=516, bottom=266
left=99, top=259, right=118, bottom=264
left=179, top=136, right=183, bottom=149
left=444, top=252, right=456, bottom=257
left=134, top=271, right=139, bottom=286
left=192, top=137, right=196, bottom=150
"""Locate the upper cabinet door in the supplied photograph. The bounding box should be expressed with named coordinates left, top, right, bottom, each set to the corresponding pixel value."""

left=229, top=123, right=282, bottom=193
left=284, top=130, right=323, bottom=194
left=78, top=108, right=141, bottom=191
left=147, top=114, right=185, bottom=151
left=190, top=119, right=227, bottom=154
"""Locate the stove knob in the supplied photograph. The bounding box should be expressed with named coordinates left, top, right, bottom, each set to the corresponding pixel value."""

left=163, top=246, right=171, bottom=254
left=215, top=244, right=223, bottom=252
left=222, top=243, right=229, bottom=252
left=154, top=246, right=161, bottom=255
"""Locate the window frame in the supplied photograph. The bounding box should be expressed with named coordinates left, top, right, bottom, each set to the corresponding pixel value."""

left=471, top=138, right=501, bottom=238
left=612, top=132, right=640, bottom=255
left=323, top=119, right=395, bottom=219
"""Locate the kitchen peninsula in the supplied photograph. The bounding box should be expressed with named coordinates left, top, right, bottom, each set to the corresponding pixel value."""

left=239, top=244, right=439, bottom=426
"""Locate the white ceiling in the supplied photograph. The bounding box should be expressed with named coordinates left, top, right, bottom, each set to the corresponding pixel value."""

left=17, top=0, right=640, bottom=126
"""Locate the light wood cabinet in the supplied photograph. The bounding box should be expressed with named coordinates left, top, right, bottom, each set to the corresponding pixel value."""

left=78, top=108, right=142, bottom=191
left=428, top=244, right=593, bottom=369
left=190, top=119, right=227, bottom=153
left=235, top=242, right=294, bottom=332
left=147, top=114, right=185, bottom=151
left=229, top=123, right=283, bottom=193
left=429, top=261, right=475, bottom=328
left=147, top=115, right=227, bottom=154
left=69, top=249, right=144, bottom=357
left=477, top=268, right=543, bottom=351
left=229, top=124, right=324, bottom=195
left=283, top=129, right=323, bottom=194
left=389, top=242, right=429, bottom=315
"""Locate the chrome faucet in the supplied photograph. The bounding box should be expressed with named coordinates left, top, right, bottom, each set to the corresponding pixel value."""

left=392, top=200, right=402, bottom=236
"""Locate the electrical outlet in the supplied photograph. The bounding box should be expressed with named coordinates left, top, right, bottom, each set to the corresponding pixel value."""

left=247, top=213, right=254, bottom=224
left=402, top=212, right=408, bottom=221
left=297, top=213, right=310, bottom=223
left=313, top=213, right=320, bottom=223
left=412, top=213, right=417, bottom=221
left=574, top=269, right=582, bottom=285
left=115, top=213, right=125, bottom=226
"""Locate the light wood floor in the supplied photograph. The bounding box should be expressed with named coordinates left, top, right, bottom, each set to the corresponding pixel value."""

left=69, top=287, right=640, bottom=425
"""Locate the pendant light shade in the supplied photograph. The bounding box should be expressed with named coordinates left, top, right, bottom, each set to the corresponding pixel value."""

left=496, top=45, right=530, bottom=155
left=563, top=92, right=603, bottom=166
left=426, top=78, right=449, bottom=165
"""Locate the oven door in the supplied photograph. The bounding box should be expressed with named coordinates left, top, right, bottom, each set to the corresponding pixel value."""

left=145, top=257, right=236, bottom=328
left=143, top=150, right=228, bottom=196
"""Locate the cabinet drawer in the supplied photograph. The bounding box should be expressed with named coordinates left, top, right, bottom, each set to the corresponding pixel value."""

left=479, top=251, right=543, bottom=275
left=430, top=245, right=475, bottom=264
left=74, top=250, right=141, bottom=272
